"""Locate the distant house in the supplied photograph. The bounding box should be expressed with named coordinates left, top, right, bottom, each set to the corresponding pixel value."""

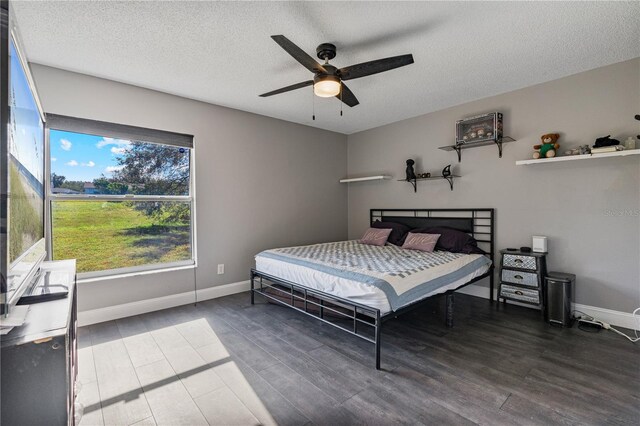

left=51, top=187, right=80, bottom=195
left=83, top=182, right=97, bottom=194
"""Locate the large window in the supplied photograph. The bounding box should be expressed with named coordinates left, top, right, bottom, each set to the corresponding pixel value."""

left=47, top=115, right=195, bottom=276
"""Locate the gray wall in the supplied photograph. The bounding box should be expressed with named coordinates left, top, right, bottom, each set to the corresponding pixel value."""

left=31, top=64, right=348, bottom=312
left=347, top=58, right=640, bottom=313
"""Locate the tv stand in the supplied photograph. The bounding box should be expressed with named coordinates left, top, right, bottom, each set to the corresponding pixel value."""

left=1, top=260, right=77, bottom=426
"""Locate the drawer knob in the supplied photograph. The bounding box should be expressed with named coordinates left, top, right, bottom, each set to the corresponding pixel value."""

left=514, top=274, right=524, bottom=280
left=515, top=290, right=523, bottom=295
left=514, top=259, right=523, bottom=264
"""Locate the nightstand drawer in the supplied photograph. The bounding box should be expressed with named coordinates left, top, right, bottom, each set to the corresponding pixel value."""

left=500, top=284, right=540, bottom=304
left=502, top=254, right=537, bottom=270
left=501, top=269, right=538, bottom=287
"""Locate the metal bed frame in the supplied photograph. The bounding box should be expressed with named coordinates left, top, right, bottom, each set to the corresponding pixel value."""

left=250, top=208, right=495, bottom=370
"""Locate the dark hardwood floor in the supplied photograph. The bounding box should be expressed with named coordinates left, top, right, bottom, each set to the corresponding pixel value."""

left=77, top=292, right=640, bottom=425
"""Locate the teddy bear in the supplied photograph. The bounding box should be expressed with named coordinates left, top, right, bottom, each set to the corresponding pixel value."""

left=533, top=133, right=560, bottom=159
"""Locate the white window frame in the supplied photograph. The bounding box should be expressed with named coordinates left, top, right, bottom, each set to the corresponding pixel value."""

left=45, top=115, right=197, bottom=280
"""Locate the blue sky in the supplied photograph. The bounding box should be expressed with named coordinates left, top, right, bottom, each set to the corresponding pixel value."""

left=9, top=40, right=44, bottom=183
left=50, top=130, right=131, bottom=182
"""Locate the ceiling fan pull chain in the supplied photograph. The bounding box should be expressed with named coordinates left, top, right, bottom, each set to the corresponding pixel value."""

left=312, top=86, right=316, bottom=121
left=340, top=88, right=343, bottom=117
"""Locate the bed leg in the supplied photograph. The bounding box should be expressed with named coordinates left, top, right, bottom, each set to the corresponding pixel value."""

left=250, top=273, right=255, bottom=305
left=445, top=293, right=454, bottom=328
left=489, top=271, right=495, bottom=303
left=375, top=311, right=381, bottom=370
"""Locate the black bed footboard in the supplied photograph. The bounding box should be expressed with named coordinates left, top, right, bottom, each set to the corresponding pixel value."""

left=250, top=269, right=383, bottom=369
left=251, top=268, right=491, bottom=369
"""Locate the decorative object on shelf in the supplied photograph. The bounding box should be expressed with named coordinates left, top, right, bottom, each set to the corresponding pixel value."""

left=520, top=246, right=532, bottom=253
left=624, top=137, right=636, bottom=150
left=456, top=112, right=503, bottom=145
left=405, top=159, right=416, bottom=181
left=398, top=167, right=459, bottom=191
left=592, top=145, right=624, bottom=154
left=439, top=112, right=513, bottom=162
left=563, top=144, right=591, bottom=156
left=439, top=136, right=516, bottom=162
left=593, top=135, right=620, bottom=148
left=533, top=133, right=560, bottom=159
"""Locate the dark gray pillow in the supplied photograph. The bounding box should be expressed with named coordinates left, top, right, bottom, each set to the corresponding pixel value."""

left=412, top=226, right=484, bottom=254
left=372, top=220, right=412, bottom=246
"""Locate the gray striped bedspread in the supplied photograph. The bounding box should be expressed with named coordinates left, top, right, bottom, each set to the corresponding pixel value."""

left=256, top=240, right=492, bottom=311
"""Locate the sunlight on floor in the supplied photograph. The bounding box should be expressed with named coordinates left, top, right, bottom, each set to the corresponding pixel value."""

left=77, top=317, right=275, bottom=426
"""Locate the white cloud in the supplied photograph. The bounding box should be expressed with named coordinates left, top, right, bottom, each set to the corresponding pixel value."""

left=82, top=161, right=96, bottom=167
left=60, top=139, right=72, bottom=151
left=111, top=146, right=128, bottom=155
left=96, top=137, right=131, bottom=149
left=51, top=157, right=57, bottom=162
left=66, top=160, right=79, bottom=167
left=105, top=165, right=125, bottom=173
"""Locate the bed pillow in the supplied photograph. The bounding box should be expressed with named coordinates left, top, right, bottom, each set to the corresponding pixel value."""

left=411, top=226, right=484, bottom=254
left=359, top=227, right=392, bottom=246
left=463, top=244, right=486, bottom=255
left=401, top=232, right=441, bottom=252
left=371, top=220, right=412, bottom=246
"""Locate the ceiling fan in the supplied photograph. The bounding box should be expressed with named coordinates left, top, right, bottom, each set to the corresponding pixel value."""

left=260, top=35, right=414, bottom=108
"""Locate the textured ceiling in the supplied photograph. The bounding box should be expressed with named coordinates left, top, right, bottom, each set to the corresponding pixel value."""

left=12, top=1, right=640, bottom=135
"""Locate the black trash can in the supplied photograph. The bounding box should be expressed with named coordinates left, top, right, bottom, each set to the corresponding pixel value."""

left=544, top=272, right=575, bottom=327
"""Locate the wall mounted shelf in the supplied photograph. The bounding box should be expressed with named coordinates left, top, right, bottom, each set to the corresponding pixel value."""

left=398, top=175, right=460, bottom=192
left=515, top=149, right=640, bottom=165
left=439, top=137, right=516, bottom=162
left=339, top=175, right=392, bottom=183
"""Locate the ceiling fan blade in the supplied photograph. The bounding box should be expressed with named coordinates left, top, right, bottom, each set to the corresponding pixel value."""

left=338, top=54, right=414, bottom=81
left=260, top=80, right=314, bottom=97
left=337, top=82, right=359, bottom=107
left=271, top=35, right=327, bottom=74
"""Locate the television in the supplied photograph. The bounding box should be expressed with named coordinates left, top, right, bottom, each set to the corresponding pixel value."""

left=0, top=3, right=46, bottom=316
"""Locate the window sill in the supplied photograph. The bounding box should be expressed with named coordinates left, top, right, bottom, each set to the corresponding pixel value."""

left=77, top=263, right=196, bottom=285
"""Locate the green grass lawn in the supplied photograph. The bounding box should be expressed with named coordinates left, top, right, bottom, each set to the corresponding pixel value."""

left=52, top=201, right=191, bottom=273
left=9, top=162, right=44, bottom=262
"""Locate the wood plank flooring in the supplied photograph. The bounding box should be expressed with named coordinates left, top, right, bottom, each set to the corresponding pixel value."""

left=77, top=292, right=640, bottom=425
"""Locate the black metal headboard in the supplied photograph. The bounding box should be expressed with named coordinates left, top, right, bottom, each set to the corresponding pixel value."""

left=370, top=208, right=495, bottom=261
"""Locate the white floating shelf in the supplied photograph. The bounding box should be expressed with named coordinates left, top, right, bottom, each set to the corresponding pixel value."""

left=339, top=175, right=392, bottom=183
left=516, top=149, right=640, bottom=165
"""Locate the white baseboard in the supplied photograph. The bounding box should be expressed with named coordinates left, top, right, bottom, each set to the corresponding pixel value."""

left=572, top=303, right=639, bottom=332
left=78, top=280, right=251, bottom=327
left=456, top=283, right=497, bottom=300
left=457, top=284, right=639, bottom=331
left=79, top=279, right=639, bottom=332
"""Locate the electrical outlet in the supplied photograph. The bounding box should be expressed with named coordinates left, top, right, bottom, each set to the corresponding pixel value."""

left=217, top=264, right=224, bottom=275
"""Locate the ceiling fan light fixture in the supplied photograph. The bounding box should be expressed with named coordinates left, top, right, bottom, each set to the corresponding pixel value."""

left=313, top=75, right=341, bottom=97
